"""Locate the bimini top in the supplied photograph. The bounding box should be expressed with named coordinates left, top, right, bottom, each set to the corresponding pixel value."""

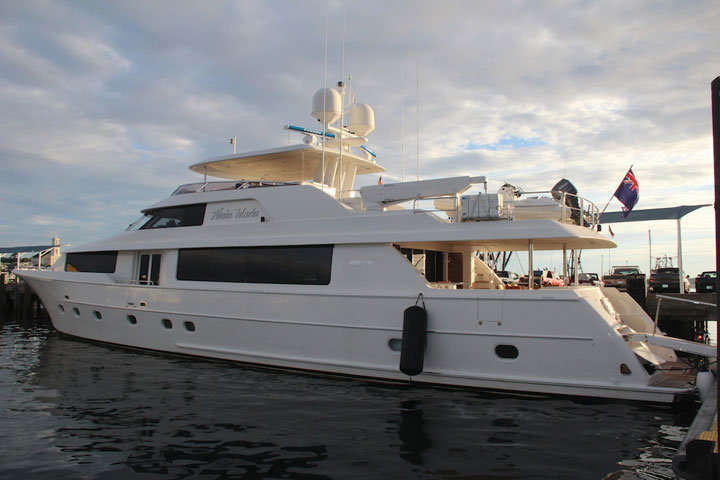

left=189, top=144, right=384, bottom=182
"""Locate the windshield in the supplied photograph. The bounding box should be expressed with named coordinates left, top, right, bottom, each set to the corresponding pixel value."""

left=614, top=268, right=638, bottom=275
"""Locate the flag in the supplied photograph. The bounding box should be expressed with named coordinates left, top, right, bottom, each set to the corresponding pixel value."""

left=613, top=168, right=639, bottom=217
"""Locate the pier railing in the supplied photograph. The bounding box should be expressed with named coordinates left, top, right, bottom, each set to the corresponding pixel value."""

left=652, top=294, right=717, bottom=337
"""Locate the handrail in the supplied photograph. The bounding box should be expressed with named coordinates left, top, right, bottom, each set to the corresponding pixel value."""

left=655, top=294, right=717, bottom=307
left=518, top=190, right=600, bottom=228
left=171, top=180, right=298, bottom=196
left=652, top=294, right=716, bottom=335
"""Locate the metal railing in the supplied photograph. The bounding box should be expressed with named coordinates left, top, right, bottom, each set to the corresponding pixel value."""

left=516, top=190, right=600, bottom=229
left=652, top=294, right=717, bottom=335
left=171, top=180, right=298, bottom=195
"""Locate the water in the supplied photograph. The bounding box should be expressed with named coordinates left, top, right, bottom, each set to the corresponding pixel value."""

left=0, top=311, right=699, bottom=480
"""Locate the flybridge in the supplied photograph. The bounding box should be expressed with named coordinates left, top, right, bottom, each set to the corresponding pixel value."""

left=188, top=83, right=384, bottom=198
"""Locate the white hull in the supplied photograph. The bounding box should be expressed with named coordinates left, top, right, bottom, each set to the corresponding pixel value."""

left=22, top=261, right=691, bottom=404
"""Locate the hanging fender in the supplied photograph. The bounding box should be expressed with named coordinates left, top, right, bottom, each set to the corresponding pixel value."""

left=400, top=294, right=427, bottom=376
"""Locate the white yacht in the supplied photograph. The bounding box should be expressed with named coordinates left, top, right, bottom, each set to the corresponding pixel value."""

left=17, top=84, right=715, bottom=404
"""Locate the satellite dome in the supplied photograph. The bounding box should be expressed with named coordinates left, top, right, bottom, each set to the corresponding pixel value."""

left=346, top=103, right=375, bottom=136
left=311, top=88, right=342, bottom=126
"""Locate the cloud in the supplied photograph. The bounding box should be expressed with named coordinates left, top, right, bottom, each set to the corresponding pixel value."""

left=0, top=0, right=718, bottom=276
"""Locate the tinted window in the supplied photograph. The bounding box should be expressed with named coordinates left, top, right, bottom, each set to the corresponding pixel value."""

left=177, top=245, right=333, bottom=285
left=140, top=204, right=205, bottom=229
left=65, top=251, right=118, bottom=273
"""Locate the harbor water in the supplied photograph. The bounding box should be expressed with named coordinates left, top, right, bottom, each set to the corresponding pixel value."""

left=0, top=310, right=703, bottom=480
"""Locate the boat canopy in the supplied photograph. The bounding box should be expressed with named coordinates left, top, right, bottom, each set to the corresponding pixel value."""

left=189, top=144, right=384, bottom=182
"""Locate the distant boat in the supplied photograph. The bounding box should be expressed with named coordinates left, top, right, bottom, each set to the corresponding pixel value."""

left=17, top=84, right=714, bottom=404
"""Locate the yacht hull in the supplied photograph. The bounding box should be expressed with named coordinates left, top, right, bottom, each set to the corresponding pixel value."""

left=21, top=272, right=693, bottom=404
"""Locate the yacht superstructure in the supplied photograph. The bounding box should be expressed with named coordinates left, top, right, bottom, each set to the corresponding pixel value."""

left=17, top=84, right=715, bottom=403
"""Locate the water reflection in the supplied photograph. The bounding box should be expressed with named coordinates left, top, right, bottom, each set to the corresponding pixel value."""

left=0, top=317, right=698, bottom=480
left=397, top=400, right=432, bottom=465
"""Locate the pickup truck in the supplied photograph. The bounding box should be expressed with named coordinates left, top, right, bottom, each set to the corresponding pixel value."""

left=541, top=270, right=564, bottom=286
left=648, top=267, right=691, bottom=293
left=602, top=266, right=642, bottom=291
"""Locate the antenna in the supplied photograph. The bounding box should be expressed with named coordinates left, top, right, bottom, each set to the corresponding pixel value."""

left=338, top=9, right=346, bottom=197
left=401, top=86, right=405, bottom=183
left=321, top=11, right=328, bottom=192
left=416, top=59, right=420, bottom=181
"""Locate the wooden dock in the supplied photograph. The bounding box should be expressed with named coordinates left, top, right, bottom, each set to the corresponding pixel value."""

left=1, top=272, right=47, bottom=321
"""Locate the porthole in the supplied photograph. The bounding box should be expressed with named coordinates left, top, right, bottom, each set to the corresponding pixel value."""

left=72, top=307, right=80, bottom=317
left=93, top=311, right=102, bottom=320
left=620, top=363, right=632, bottom=375
left=388, top=338, right=402, bottom=351
left=127, top=315, right=137, bottom=325
left=58, top=304, right=65, bottom=313
left=162, top=318, right=173, bottom=329
left=183, top=321, right=196, bottom=332
left=495, top=344, right=519, bottom=359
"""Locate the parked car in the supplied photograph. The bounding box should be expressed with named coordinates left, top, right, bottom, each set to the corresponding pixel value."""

left=578, top=272, right=603, bottom=286
left=495, top=270, right=519, bottom=286
left=648, top=267, right=691, bottom=293
left=695, top=271, right=716, bottom=292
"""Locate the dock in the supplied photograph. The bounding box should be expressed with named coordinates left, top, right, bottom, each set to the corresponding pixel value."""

left=673, top=379, right=718, bottom=479
left=645, top=292, right=717, bottom=342
left=1, top=272, right=46, bottom=321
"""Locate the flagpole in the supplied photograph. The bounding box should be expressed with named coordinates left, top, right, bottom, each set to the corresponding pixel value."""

left=599, top=164, right=633, bottom=217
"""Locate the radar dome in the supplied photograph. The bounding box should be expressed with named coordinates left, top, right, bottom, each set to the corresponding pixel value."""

left=346, top=103, right=375, bottom=136
left=311, top=88, right=342, bottom=126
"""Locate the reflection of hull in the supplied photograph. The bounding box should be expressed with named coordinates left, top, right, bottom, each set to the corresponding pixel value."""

left=22, top=328, right=679, bottom=480
left=22, top=265, right=693, bottom=404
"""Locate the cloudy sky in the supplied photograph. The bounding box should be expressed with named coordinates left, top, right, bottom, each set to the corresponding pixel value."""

left=1, top=1, right=718, bottom=277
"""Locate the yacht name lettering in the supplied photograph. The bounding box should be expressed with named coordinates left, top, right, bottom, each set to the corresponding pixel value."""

left=210, top=207, right=260, bottom=221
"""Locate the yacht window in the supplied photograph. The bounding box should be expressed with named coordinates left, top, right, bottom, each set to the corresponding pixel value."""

left=177, top=245, right=333, bottom=285
left=137, top=253, right=162, bottom=285
left=140, top=204, right=206, bottom=229
left=65, top=251, right=118, bottom=273
left=425, top=251, right=445, bottom=282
